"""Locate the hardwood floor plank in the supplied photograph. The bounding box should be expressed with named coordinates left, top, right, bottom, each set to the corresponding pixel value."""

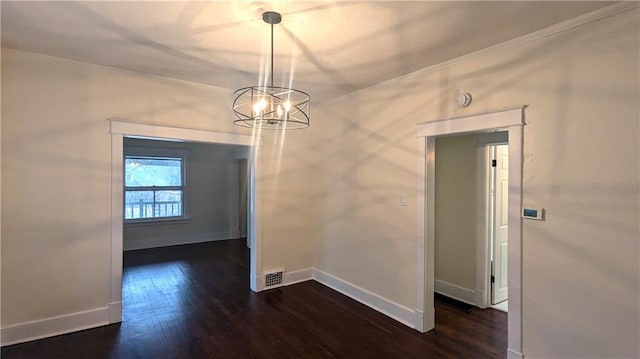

left=2, top=239, right=506, bottom=358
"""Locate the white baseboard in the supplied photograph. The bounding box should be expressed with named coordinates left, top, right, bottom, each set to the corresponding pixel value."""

left=1, top=306, right=111, bottom=347
left=413, top=305, right=436, bottom=333
left=414, top=309, right=425, bottom=332
left=475, top=289, right=488, bottom=309
left=284, top=268, right=314, bottom=286
left=109, top=301, right=122, bottom=323
left=268, top=267, right=417, bottom=330
left=508, top=348, right=524, bottom=359
left=123, top=232, right=233, bottom=251
left=434, top=279, right=479, bottom=307
left=2, top=269, right=465, bottom=346
left=313, top=269, right=416, bottom=329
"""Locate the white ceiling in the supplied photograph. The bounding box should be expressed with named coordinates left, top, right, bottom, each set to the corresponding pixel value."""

left=2, top=1, right=615, bottom=103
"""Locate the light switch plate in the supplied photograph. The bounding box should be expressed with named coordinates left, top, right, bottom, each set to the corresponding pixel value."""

left=399, top=195, right=408, bottom=206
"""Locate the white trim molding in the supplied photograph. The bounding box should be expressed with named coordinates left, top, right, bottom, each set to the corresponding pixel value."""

left=109, top=302, right=122, bottom=324
left=416, top=107, right=524, bottom=138
left=3, top=266, right=506, bottom=346
left=284, top=268, right=314, bottom=286
left=313, top=269, right=416, bottom=329
left=364, top=2, right=638, bottom=96
left=252, top=266, right=418, bottom=329
left=248, top=142, right=263, bottom=292
left=109, top=120, right=254, bottom=146
left=414, top=136, right=435, bottom=333
left=123, top=232, right=237, bottom=251
left=434, top=280, right=480, bottom=307
left=110, top=134, right=124, bottom=323
left=265, top=267, right=424, bottom=331
left=416, top=107, right=525, bottom=356
left=1, top=307, right=111, bottom=346
left=508, top=348, right=524, bottom=359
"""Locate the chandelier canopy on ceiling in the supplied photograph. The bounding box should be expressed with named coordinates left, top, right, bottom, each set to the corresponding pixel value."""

left=233, top=11, right=310, bottom=130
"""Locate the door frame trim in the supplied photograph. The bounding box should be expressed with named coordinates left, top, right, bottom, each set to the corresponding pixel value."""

left=108, top=120, right=263, bottom=324
left=414, top=107, right=524, bottom=358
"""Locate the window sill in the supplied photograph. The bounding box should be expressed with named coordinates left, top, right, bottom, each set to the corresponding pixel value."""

left=124, top=216, right=192, bottom=227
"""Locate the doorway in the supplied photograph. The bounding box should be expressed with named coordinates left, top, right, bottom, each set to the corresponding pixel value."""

left=433, top=133, right=482, bottom=307
left=415, top=107, right=524, bottom=358
left=108, top=120, right=262, bottom=326
left=121, top=137, right=249, bottom=249
left=432, top=133, right=509, bottom=312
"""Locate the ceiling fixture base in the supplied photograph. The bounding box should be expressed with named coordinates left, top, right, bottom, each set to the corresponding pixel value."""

left=262, top=11, right=281, bottom=25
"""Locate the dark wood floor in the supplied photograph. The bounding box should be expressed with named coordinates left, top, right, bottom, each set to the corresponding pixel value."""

left=2, top=239, right=507, bottom=358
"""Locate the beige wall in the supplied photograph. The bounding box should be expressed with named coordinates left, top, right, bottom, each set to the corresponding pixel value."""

left=314, top=9, right=639, bottom=358
left=258, top=129, right=318, bottom=272
left=123, top=138, right=246, bottom=250
left=1, top=49, right=315, bottom=326
left=1, top=7, right=638, bottom=358
left=434, top=134, right=478, bottom=291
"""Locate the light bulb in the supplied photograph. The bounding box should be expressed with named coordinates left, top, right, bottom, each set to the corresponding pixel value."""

left=284, top=101, right=292, bottom=112
left=253, top=99, right=267, bottom=115
left=276, top=105, right=283, bottom=117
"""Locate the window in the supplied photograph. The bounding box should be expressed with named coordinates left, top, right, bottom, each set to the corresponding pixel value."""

left=124, top=147, right=188, bottom=222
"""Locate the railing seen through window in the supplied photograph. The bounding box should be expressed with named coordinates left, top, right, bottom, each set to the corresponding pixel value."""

left=124, top=156, right=185, bottom=221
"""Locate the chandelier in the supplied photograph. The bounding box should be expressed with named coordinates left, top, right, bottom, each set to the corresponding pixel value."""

left=233, top=11, right=310, bottom=129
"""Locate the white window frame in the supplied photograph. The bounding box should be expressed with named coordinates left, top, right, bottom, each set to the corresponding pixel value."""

left=123, top=146, right=190, bottom=225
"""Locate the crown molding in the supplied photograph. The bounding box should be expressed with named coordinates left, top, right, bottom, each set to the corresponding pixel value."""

left=358, top=2, right=640, bottom=95
left=0, top=47, right=233, bottom=93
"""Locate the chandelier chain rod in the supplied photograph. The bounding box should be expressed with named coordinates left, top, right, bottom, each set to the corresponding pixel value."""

left=270, top=21, right=274, bottom=88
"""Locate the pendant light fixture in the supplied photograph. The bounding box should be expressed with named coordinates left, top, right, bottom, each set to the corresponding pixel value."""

left=233, top=11, right=310, bottom=129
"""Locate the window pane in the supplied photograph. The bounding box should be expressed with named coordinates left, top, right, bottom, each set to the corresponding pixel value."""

left=125, top=191, right=154, bottom=219
left=155, top=190, right=183, bottom=217
left=125, top=157, right=182, bottom=187
left=125, top=190, right=183, bottom=219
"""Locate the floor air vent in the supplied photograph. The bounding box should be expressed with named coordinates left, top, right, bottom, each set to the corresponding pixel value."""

left=264, top=268, right=284, bottom=289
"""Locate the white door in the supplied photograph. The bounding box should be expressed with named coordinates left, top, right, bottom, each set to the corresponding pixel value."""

left=492, top=144, right=509, bottom=304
